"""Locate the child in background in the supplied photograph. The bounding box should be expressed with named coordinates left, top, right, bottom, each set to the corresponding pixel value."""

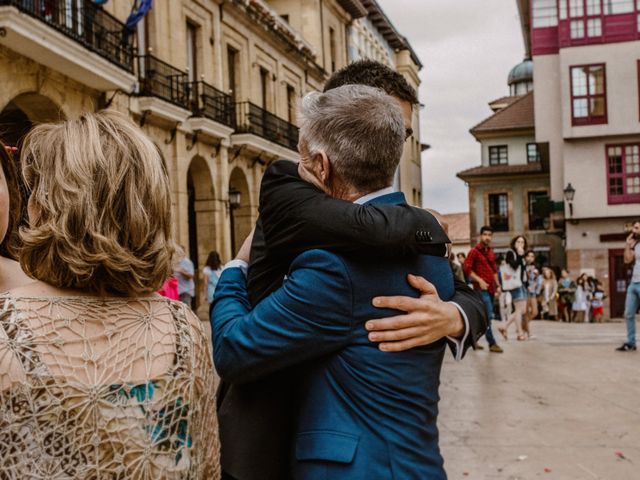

left=591, top=281, right=607, bottom=323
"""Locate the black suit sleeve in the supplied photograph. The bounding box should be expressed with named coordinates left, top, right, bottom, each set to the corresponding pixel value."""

left=445, top=279, right=488, bottom=358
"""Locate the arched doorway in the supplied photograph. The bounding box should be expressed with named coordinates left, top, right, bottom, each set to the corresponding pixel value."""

left=187, top=156, right=216, bottom=309
left=0, top=93, right=64, bottom=147
left=228, top=167, right=251, bottom=255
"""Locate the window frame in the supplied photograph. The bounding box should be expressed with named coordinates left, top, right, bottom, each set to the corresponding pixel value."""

left=487, top=192, right=510, bottom=232
left=527, top=143, right=541, bottom=163
left=606, top=143, right=640, bottom=204
left=526, top=190, right=550, bottom=231
left=569, top=63, right=608, bottom=126
left=488, top=145, right=509, bottom=166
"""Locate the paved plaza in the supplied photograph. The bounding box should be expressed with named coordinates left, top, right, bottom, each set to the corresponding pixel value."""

left=439, top=320, right=639, bottom=480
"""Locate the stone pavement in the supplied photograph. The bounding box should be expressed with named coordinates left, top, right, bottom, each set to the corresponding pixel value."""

left=439, top=320, right=639, bottom=480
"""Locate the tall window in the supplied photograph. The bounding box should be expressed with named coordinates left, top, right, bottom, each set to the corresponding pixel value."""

left=286, top=84, right=296, bottom=124
left=607, top=144, right=640, bottom=203
left=528, top=191, right=549, bottom=230
left=329, top=27, right=337, bottom=73
left=570, top=64, right=607, bottom=125
left=186, top=22, right=199, bottom=82
left=489, top=145, right=508, bottom=165
left=227, top=47, right=238, bottom=102
left=488, top=193, right=509, bottom=232
left=260, top=68, right=269, bottom=111
left=527, top=143, right=541, bottom=163
left=567, top=0, right=603, bottom=38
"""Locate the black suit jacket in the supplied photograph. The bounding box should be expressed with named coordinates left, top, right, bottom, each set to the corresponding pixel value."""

left=215, top=160, right=487, bottom=480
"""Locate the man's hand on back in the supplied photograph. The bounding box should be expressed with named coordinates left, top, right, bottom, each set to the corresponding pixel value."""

left=365, top=274, right=464, bottom=352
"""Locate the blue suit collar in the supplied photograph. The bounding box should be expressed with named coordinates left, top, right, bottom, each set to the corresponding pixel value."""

left=364, top=192, right=406, bottom=206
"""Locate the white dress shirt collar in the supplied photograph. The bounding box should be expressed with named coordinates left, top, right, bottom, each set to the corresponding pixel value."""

left=353, top=187, right=395, bottom=205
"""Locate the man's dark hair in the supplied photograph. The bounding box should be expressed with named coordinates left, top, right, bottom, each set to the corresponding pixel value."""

left=480, top=225, right=493, bottom=235
left=526, top=249, right=535, bottom=256
left=324, top=59, right=419, bottom=105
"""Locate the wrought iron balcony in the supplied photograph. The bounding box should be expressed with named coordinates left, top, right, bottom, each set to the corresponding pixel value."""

left=1, top=0, right=134, bottom=72
left=235, top=102, right=299, bottom=151
left=137, top=54, right=190, bottom=109
left=190, top=81, right=235, bottom=129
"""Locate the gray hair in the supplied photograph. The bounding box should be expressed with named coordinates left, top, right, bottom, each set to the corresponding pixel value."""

left=298, top=84, right=405, bottom=192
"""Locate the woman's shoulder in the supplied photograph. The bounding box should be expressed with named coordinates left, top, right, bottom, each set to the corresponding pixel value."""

left=0, top=257, right=32, bottom=293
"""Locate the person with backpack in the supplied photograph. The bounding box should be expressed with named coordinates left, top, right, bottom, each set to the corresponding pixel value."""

left=497, top=235, right=529, bottom=341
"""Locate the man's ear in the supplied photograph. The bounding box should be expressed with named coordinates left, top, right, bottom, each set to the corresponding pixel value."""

left=318, top=151, right=331, bottom=183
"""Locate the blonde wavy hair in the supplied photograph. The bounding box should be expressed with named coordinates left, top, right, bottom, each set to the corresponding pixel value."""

left=19, top=110, right=175, bottom=296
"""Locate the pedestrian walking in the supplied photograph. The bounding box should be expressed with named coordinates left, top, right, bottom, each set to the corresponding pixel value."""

left=541, top=266, right=558, bottom=320
left=573, top=274, right=589, bottom=323
left=497, top=235, right=528, bottom=341
left=591, top=280, right=606, bottom=323
left=617, top=220, right=640, bottom=351
left=175, top=245, right=195, bottom=307
left=203, top=250, right=223, bottom=304
left=524, top=249, right=542, bottom=337
left=558, top=269, right=576, bottom=322
left=464, top=226, right=503, bottom=353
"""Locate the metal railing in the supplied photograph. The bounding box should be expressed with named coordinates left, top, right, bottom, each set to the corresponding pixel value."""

left=137, top=54, right=190, bottom=108
left=235, top=102, right=299, bottom=151
left=190, top=81, right=235, bottom=129
left=1, top=0, right=134, bottom=72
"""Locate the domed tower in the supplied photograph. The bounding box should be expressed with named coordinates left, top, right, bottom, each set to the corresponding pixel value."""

left=508, top=58, right=533, bottom=96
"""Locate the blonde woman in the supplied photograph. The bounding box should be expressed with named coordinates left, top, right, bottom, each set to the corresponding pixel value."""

left=541, top=267, right=558, bottom=320
left=0, top=111, right=220, bottom=479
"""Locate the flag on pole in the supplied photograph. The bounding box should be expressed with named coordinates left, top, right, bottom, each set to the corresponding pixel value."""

left=126, top=0, right=153, bottom=30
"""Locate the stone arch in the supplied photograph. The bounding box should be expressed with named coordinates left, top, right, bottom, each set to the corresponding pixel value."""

left=0, top=93, right=65, bottom=147
left=228, top=166, right=252, bottom=256
left=187, top=155, right=217, bottom=309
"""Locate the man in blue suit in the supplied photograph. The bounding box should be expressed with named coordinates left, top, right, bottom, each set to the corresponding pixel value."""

left=213, top=85, right=455, bottom=479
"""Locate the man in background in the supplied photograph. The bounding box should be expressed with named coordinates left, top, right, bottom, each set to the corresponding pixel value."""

left=464, top=226, right=503, bottom=353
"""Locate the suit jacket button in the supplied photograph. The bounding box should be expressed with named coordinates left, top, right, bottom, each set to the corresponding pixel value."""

left=427, top=231, right=433, bottom=241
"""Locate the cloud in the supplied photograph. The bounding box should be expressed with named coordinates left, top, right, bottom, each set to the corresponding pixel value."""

left=377, top=0, right=525, bottom=213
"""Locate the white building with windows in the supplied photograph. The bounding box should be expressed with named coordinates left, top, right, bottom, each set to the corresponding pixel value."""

left=520, top=0, right=640, bottom=318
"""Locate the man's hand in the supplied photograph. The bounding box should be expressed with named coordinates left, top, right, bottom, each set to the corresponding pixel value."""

left=477, top=278, right=489, bottom=291
left=365, top=274, right=464, bottom=352
left=627, top=233, right=636, bottom=248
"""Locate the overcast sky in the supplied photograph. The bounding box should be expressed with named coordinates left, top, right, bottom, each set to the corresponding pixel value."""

left=377, top=0, right=526, bottom=214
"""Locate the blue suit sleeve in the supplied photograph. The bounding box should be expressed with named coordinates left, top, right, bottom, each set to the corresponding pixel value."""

left=212, top=250, right=354, bottom=384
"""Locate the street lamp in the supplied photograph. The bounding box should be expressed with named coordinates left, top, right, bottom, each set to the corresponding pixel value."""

left=563, top=182, right=576, bottom=219
left=228, top=187, right=241, bottom=256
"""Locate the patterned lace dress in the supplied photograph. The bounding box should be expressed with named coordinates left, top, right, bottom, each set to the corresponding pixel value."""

left=0, top=295, right=220, bottom=479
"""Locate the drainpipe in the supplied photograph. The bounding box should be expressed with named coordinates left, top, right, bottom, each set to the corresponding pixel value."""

left=320, top=0, right=326, bottom=70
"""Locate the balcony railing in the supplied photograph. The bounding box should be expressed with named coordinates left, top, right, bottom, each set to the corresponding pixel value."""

left=137, top=54, right=190, bottom=109
left=1, top=0, right=134, bottom=72
left=235, top=102, right=299, bottom=151
left=190, top=81, right=235, bottom=129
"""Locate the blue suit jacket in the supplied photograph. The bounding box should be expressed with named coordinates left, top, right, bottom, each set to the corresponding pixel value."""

left=213, top=193, right=454, bottom=480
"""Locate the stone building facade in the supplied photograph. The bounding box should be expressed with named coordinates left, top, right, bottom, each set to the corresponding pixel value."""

left=0, top=0, right=421, bottom=308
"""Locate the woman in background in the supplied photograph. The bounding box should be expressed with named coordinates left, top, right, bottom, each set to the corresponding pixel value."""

left=573, top=274, right=589, bottom=323
left=541, top=266, right=558, bottom=320
left=558, top=269, right=576, bottom=322
left=203, top=250, right=223, bottom=304
left=498, top=235, right=529, bottom=341
left=0, top=111, right=219, bottom=479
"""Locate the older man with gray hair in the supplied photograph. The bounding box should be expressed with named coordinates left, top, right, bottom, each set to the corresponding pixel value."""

left=212, top=85, right=455, bottom=479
